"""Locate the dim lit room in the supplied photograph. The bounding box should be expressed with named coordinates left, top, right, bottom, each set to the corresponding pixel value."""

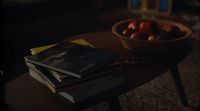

left=1, top=0, right=200, bottom=111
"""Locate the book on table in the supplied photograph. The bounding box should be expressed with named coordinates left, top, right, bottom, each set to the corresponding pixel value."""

left=29, top=39, right=95, bottom=82
left=25, top=39, right=124, bottom=103
left=25, top=41, right=118, bottom=79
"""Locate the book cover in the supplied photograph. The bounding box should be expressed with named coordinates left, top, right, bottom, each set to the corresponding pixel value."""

left=25, top=41, right=118, bottom=78
left=30, top=39, right=95, bottom=81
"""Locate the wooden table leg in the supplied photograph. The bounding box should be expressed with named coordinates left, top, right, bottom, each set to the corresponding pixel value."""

left=169, top=65, right=188, bottom=106
left=107, top=96, right=121, bottom=111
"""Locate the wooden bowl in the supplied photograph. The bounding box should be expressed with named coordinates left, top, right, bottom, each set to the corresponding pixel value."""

left=112, top=19, right=192, bottom=54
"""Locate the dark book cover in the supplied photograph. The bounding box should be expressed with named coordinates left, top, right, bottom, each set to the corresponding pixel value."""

left=25, top=41, right=118, bottom=78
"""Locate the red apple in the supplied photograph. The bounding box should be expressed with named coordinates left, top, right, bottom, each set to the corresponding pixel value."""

left=139, top=20, right=158, bottom=36
left=148, top=34, right=160, bottom=41
left=130, top=32, right=146, bottom=40
left=159, top=31, right=169, bottom=40
left=161, top=24, right=181, bottom=39
left=128, top=21, right=140, bottom=30
left=163, top=25, right=180, bottom=33
left=122, top=28, right=136, bottom=37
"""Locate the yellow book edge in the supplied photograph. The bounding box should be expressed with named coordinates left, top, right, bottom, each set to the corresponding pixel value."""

left=30, top=39, right=95, bottom=55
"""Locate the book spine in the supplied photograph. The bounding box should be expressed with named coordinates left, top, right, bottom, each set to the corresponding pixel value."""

left=25, top=62, right=57, bottom=93
left=29, top=69, right=56, bottom=93
left=25, top=59, right=81, bottom=78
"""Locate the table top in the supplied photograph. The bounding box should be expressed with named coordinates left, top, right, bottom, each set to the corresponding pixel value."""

left=5, top=31, right=192, bottom=111
left=68, top=31, right=192, bottom=92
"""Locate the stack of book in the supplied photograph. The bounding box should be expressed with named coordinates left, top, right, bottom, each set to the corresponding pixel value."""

left=24, top=39, right=125, bottom=103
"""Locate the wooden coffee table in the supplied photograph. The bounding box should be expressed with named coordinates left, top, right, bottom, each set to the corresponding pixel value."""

left=5, top=31, right=192, bottom=111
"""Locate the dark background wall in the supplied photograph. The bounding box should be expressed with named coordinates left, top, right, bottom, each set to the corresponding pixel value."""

left=1, top=0, right=199, bottom=81
left=1, top=0, right=126, bottom=81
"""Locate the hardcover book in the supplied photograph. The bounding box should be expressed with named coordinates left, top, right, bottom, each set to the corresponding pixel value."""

left=25, top=41, right=118, bottom=78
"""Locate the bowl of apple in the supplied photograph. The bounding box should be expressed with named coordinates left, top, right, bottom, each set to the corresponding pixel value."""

left=112, top=19, right=192, bottom=53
